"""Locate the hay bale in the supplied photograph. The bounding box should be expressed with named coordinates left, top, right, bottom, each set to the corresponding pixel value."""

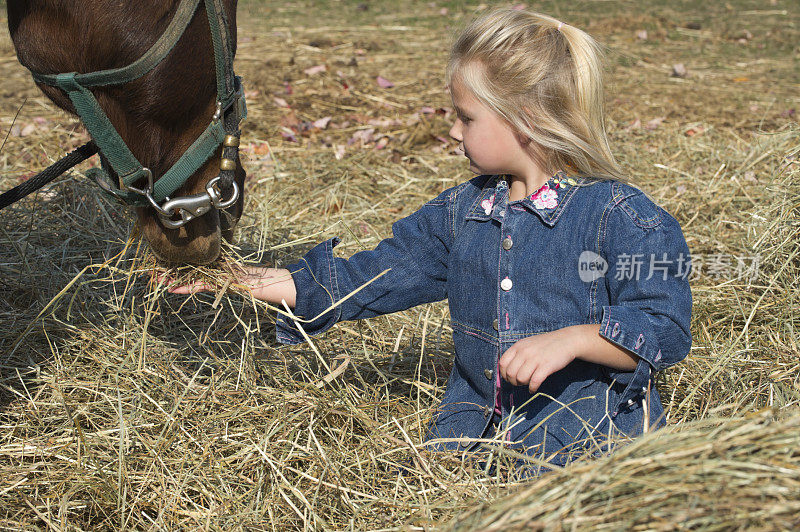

left=442, top=408, right=800, bottom=530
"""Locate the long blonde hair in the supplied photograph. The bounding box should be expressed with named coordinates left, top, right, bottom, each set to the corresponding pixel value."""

left=447, top=8, right=627, bottom=183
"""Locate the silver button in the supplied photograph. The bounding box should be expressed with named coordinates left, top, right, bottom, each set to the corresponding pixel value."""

left=641, top=386, right=647, bottom=392
left=492, top=319, right=499, bottom=331
left=627, top=399, right=635, bottom=406
left=484, top=369, right=493, bottom=380
left=500, top=277, right=513, bottom=291
left=498, top=209, right=506, bottom=217
left=502, top=237, right=513, bottom=250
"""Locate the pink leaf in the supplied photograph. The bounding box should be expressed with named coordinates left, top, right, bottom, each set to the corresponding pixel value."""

left=645, top=117, right=665, bottom=130
left=304, top=64, right=327, bottom=75
left=375, top=137, right=389, bottom=149
left=280, top=127, right=298, bottom=142
left=376, top=76, right=394, bottom=88
left=313, top=116, right=332, bottom=129
left=420, top=106, right=435, bottom=114
left=273, top=97, right=289, bottom=108
left=511, top=3, right=526, bottom=10
left=334, top=145, right=346, bottom=160
left=625, top=118, right=642, bottom=132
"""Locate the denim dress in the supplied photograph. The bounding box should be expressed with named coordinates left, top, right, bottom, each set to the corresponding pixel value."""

left=276, top=173, right=692, bottom=467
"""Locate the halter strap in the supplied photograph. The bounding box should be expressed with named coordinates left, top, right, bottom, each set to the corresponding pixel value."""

left=25, top=0, right=246, bottom=207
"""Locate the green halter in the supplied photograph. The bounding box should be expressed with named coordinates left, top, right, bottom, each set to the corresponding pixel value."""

left=28, top=0, right=246, bottom=222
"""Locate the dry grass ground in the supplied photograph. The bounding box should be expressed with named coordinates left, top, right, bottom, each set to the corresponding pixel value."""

left=0, top=0, right=798, bottom=529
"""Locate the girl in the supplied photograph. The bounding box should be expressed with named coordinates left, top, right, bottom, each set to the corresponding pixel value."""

left=168, top=9, right=692, bottom=468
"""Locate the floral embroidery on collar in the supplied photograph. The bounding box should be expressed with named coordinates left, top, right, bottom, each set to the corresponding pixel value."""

left=481, top=193, right=496, bottom=215
left=531, top=184, right=558, bottom=209
left=529, top=174, right=578, bottom=210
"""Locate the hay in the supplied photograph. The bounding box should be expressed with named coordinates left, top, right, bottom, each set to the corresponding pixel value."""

left=444, top=408, right=800, bottom=531
left=1, top=0, right=799, bottom=529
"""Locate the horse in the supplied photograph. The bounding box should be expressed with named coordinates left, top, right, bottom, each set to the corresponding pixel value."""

left=6, top=0, right=246, bottom=265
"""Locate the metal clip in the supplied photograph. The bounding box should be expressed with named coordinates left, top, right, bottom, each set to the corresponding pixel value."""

left=150, top=177, right=239, bottom=229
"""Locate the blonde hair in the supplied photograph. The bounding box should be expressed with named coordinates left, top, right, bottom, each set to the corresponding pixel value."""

left=447, top=8, right=627, bottom=183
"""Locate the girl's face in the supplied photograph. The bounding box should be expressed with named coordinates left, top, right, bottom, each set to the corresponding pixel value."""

left=448, top=79, right=531, bottom=178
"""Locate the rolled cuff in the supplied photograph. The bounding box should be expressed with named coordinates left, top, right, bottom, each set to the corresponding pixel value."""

left=275, top=237, right=342, bottom=345
left=597, top=305, right=661, bottom=414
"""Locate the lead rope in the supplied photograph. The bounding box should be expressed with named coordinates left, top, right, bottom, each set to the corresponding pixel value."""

left=206, top=0, right=239, bottom=194
left=0, top=142, right=98, bottom=211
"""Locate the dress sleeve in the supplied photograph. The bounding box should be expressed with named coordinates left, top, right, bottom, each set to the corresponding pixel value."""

left=598, top=191, right=693, bottom=415
left=276, top=188, right=455, bottom=345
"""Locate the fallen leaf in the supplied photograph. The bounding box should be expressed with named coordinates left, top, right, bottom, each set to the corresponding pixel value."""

left=280, top=110, right=300, bottom=128
left=685, top=125, right=705, bottom=137
left=420, top=106, right=435, bottom=114
left=367, top=118, right=402, bottom=127
left=250, top=141, right=271, bottom=155
left=439, top=7, right=448, bottom=15
left=244, top=90, right=260, bottom=99
left=780, top=109, right=796, bottom=118
left=348, top=128, right=375, bottom=145
left=636, top=30, right=648, bottom=40
left=20, top=123, right=36, bottom=137
left=313, top=116, right=332, bottom=129
left=280, top=127, right=298, bottom=143
left=375, top=137, right=389, bottom=149
left=273, top=97, right=289, bottom=108
left=671, top=63, right=687, bottom=78
left=625, top=118, right=642, bottom=132
left=334, top=144, right=346, bottom=160
left=676, top=184, right=687, bottom=195
left=645, top=117, right=665, bottom=130
left=304, top=64, right=327, bottom=75
left=376, top=76, right=394, bottom=88
left=511, top=4, right=527, bottom=10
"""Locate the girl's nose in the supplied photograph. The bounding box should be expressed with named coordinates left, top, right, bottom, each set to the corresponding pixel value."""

left=449, top=119, right=463, bottom=142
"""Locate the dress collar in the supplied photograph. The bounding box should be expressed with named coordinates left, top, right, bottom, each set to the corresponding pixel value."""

left=465, top=171, right=582, bottom=227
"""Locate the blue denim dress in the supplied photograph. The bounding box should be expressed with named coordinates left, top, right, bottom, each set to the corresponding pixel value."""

left=276, top=173, right=692, bottom=467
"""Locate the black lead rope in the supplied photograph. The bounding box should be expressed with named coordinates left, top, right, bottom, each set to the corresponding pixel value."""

left=0, top=141, right=99, bottom=211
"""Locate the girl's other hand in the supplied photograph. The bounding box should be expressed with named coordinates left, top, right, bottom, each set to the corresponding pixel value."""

left=499, top=327, right=579, bottom=393
left=499, top=324, right=639, bottom=393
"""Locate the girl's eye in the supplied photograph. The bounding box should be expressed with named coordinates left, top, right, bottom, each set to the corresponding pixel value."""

left=460, top=115, right=471, bottom=124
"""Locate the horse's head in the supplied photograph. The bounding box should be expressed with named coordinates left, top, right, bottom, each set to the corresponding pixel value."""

left=7, top=0, right=245, bottom=265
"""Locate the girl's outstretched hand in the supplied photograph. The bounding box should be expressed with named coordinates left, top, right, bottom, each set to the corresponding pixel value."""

left=154, top=265, right=297, bottom=307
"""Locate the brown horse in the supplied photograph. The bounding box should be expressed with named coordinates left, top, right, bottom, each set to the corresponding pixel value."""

left=6, top=0, right=246, bottom=265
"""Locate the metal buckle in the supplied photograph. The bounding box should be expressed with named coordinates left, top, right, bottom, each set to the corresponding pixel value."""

left=122, top=167, right=154, bottom=196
